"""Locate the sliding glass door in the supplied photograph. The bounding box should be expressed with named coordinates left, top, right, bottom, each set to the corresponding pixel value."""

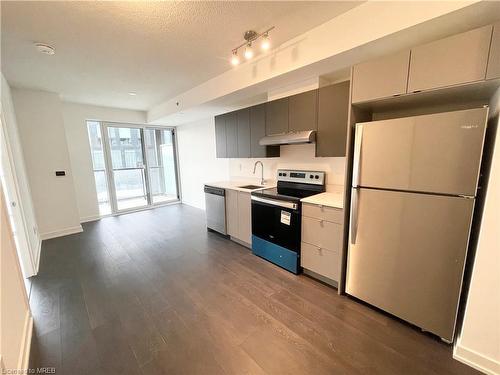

left=107, top=126, right=148, bottom=211
left=87, top=122, right=179, bottom=215
left=144, top=128, right=178, bottom=204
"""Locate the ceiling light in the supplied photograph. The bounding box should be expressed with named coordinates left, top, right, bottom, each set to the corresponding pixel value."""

left=261, top=33, right=271, bottom=51
left=231, top=50, right=240, bottom=66
left=244, top=44, right=254, bottom=60
left=229, top=26, right=274, bottom=65
left=34, top=43, right=55, bottom=55
left=128, top=92, right=137, bottom=96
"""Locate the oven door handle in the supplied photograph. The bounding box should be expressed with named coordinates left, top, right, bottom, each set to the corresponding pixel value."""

left=251, top=196, right=298, bottom=210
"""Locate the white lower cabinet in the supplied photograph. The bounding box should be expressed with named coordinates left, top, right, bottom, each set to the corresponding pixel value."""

left=301, top=242, right=339, bottom=281
left=301, top=203, right=343, bottom=283
left=226, top=189, right=239, bottom=237
left=225, top=189, right=251, bottom=245
left=237, top=192, right=251, bottom=243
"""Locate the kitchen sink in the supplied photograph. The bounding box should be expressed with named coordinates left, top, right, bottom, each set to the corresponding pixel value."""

left=238, top=184, right=265, bottom=190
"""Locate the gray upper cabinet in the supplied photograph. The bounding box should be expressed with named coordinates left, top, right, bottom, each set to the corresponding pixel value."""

left=225, top=111, right=238, bottom=158
left=266, top=97, right=289, bottom=135
left=237, top=109, right=251, bottom=158
left=289, top=89, right=318, bottom=131
left=316, top=81, right=350, bottom=157
left=408, top=25, right=492, bottom=92
left=214, top=115, right=226, bottom=158
left=351, top=50, right=410, bottom=104
left=250, top=104, right=280, bottom=158
left=487, top=22, right=500, bottom=80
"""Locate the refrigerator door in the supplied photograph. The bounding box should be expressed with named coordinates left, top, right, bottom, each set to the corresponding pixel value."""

left=346, top=188, right=474, bottom=341
left=353, top=107, right=488, bottom=196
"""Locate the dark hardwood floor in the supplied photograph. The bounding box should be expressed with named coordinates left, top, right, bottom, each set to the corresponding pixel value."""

left=29, top=204, right=479, bottom=375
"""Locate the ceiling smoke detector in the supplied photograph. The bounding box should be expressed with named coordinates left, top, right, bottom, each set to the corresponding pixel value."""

left=34, top=43, right=55, bottom=55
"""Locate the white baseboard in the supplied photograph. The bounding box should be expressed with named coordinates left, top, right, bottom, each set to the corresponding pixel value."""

left=40, top=225, right=83, bottom=240
left=454, top=343, right=500, bottom=375
left=17, top=312, right=33, bottom=370
left=80, top=214, right=100, bottom=223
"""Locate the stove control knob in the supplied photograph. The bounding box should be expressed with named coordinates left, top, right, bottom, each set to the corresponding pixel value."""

left=315, top=175, right=319, bottom=179
left=278, top=173, right=282, bottom=176
left=309, top=174, right=314, bottom=179
left=283, top=173, right=287, bottom=177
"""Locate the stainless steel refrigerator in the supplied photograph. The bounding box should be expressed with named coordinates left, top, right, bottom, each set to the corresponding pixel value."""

left=346, top=107, right=489, bottom=342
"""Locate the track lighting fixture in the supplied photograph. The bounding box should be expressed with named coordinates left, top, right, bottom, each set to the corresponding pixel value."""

left=261, top=33, right=271, bottom=51
left=229, top=26, right=274, bottom=65
left=244, top=43, right=254, bottom=60
left=231, top=50, right=240, bottom=66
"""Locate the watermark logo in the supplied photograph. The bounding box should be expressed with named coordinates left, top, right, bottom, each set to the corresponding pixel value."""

left=2, top=368, right=56, bottom=374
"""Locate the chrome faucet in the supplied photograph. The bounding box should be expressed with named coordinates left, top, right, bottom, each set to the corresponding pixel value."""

left=253, top=161, right=265, bottom=186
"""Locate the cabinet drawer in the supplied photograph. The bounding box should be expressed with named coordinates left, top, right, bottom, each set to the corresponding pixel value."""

left=302, top=216, right=342, bottom=252
left=301, top=241, right=339, bottom=281
left=302, top=203, right=343, bottom=224
left=408, top=25, right=492, bottom=92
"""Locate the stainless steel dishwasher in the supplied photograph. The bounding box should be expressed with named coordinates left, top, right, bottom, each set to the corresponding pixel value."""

left=204, top=185, right=227, bottom=235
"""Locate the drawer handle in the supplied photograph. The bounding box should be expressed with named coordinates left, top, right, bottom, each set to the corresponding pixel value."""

left=319, top=219, right=324, bottom=226
left=318, top=204, right=323, bottom=210
left=316, top=246, right=322, bottom=254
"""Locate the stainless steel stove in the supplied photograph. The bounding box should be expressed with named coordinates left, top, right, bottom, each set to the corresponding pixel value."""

left=251, top=169, right=326, bottom=274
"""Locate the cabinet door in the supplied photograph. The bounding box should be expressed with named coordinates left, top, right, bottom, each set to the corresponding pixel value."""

left=487, top=22, right=500, bottom=80
left=289, top=89, right=318, bottom=131
left=214, top=115, right=226, bottom=158
left=226, top=189, right=238, bottom=237
left=237, top=191, right=251, bottom=244
left=408, top=25, right=492, bottom=92
left=352, top=50, right=410, bottom=103
left=250, top=104, right=280, bottom=158
left=266, top=97, right=289, bottom=135
left=225, top=111, right=238, bottom=158
left=316, top=81, right=349, bottom=157
left=237, top=109, right=251, bottom=158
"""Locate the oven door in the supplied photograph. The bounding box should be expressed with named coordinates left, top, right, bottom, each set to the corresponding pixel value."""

left=251, top=196, right=301, bottom=252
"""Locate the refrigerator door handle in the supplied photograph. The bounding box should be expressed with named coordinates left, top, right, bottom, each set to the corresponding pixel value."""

left=350, top=188, right=359, bottom=244
left=352, top=124, right=363, bottom=188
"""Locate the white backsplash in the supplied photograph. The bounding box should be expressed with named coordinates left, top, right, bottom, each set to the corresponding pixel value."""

left=228, top=143, right=345, bottom=193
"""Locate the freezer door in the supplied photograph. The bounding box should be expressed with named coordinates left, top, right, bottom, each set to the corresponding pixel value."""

left=353, top=107, right=488, bottom=196
left=346, top=188, right=474, bottom=341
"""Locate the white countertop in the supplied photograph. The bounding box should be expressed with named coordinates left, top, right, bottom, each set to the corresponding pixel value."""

left=300, top=192, right=344, bottom=209
left=205, top=180, right=275, bottom=192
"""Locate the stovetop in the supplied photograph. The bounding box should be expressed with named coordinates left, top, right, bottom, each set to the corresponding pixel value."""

left=251, top=169, right=326, bottom=203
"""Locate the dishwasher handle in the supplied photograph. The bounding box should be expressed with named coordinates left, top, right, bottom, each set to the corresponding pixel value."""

left=204, top=185, right=225, bottom=196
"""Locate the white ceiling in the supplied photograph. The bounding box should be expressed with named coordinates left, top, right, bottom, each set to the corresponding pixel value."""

left=1, top=1, right=362, bottom=111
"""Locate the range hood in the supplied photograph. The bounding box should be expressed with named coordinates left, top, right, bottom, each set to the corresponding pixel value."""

left=259, top=130, right=316, bottom=146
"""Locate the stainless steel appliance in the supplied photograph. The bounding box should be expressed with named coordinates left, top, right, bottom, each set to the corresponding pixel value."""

left=346, top=107, right=489, bottom=342
left=204, top=185, right=227, bottom=235
left=251, top=169, right=325, bottom=274
left=259, top=130, right=316, bottom=146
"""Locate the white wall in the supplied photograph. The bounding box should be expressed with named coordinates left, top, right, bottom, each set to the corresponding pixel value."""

left=229, top=144, right=345, bottom=193
left=1, top=75, right=41, bottom=273
left=1, top=185, right=33, bottom=371
left=62, top=102, right=146, bottom=221
left=148, top=1, right=482, bottom=124
left=177, top=117, right=229, bottom=209
left=11, top=88, right=82, bottom=239
left=454, top=89, right=500, bottom=375
left=176, top=116, right=345, bottom=211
